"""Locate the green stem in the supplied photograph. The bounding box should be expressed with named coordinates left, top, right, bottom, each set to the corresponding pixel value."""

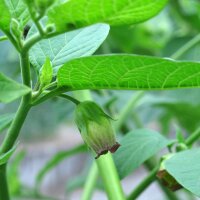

left=0, top=53, right=31, bottom=153
left=31, top=87, right=67, bottom=106
left=74, top=90, right=125, bottom=200
left=114, top=91, right=144, bottom=132
left=171, top=34, right=200, bottom=60
left=0, top=51, right=32, bottom=200
left=185, top=126, right=200, bottom=146
left=127, top=164, right=159, bottom=200
left=0, top=164, right=9, bottom=200
left=4, top=31, right=20, bottom=52
left=59, top=94, right=80, bottom=105
left=96, top=153, right=125, bottom=200
left=81, top=163, right=98, bottom=200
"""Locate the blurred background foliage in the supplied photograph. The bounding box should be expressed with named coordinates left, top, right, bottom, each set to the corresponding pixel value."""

left=1, top=0, right=200, bottom=199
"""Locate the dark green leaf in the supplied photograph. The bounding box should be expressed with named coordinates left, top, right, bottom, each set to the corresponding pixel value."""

left=47, top=0, right=168, bottom=32
left=57, top=55, right=200, bottom=90
left=114, top=129, right=170, bottom=178
left=0, top=73, right=31, bottom=103
left=165, top=148, right=200, bottom=197
left=0, top=113, right=14, bottom=133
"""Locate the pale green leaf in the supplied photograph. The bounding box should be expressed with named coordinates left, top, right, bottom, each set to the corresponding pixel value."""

left=165, top=149, right=200, bottom=197
left=29, top=23, right=109, bottom=72
left=0, top=144, right=17, bottom=165
left=5, top=0, right=30, bottom=27
left=0, top=0, right=11, bottom=32
left=57, top=55, right=200, bottom=90
left=0, top=113, right=14, bottom=133
left=114, top=129, right=170, bottom=178
left=0, top=73, right=31, bottom=103
left=47, top=0, right=168, bottom=32
left=39, top=57, right=53, bottom=86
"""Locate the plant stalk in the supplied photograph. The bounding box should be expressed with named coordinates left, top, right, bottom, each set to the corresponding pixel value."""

left=0, top=51, right=32, bottom=200
left=0, top=164, right=9, bottom=200
left=171, top=34, right=200, bottom=60
left=81, top=163, right=98, bottom=200
left=185, top=126, right=200, bottom=146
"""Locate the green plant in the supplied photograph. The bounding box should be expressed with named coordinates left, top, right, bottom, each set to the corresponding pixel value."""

left=1, top=0, right=200, bottom=200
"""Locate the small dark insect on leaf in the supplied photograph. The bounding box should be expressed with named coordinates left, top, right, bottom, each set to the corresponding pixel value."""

left=23, top=25, right=31, bottom=39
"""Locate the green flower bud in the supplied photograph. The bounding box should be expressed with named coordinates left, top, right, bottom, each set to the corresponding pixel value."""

left=75, top=101, right=120, bottom=159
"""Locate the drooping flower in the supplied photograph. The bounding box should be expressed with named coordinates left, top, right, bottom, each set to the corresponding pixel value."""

left=75, top=101, right=120, bottom=159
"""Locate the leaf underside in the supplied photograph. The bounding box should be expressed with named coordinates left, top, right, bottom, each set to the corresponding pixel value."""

left=29, top=23, right=110, bottom=73
left=165, top=148, right=200, bottom=197
left=114, top=129, right=170, bottom=178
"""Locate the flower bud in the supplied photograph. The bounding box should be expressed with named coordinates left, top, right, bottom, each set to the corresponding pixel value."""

left=75, top=101, right=120, bottom=159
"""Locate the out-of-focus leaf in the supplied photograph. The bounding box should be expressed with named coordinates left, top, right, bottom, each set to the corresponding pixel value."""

left=29, top=23, right=109, bottom=73
left=36, top=144, right=87, bottom=186
left=0, top=113, right=14, bottom=133
left=114, top=129, right=171, bottom=178
left=47, top=0, right=168, bottom=32
left=8, top=150, right=26, bottom=195
left=0, top=73, right=31, bottom=103
left=165, top=148, right=200, bottom=197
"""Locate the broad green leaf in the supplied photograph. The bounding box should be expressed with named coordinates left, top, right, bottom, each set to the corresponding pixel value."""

left=0, top=73, right=31, bottom=103
left=36, top=144, right=87, bottom=186
left=39, top=57, right=53, bottom=86
left=0, top=113, right=14, bottom=133
left=5, top=0, right=30, bottom=27
left=29, top=23, right=109, bottom=72
left=114, top=129, right=170, bottom=178
left=0, top=0, right=11, bottom=32
left=165, top=148, right=200, bottom=197
left=47, top=0, right=168, bottom=32
left=0, top=144, right=17, bottom=165
left=57, top=55, right=200, bottom=90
